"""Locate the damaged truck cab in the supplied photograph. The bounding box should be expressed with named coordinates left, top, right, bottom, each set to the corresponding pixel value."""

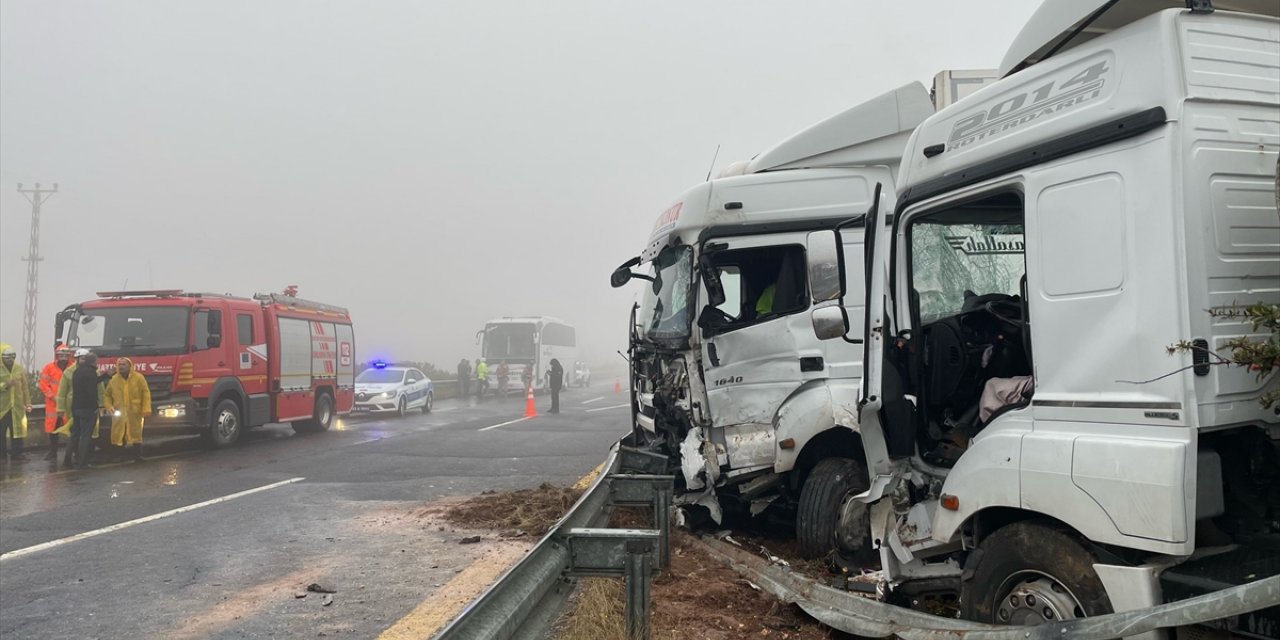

left=834, top=1, right=1280, bottom=630
left=613, top=83, right=938, bottom=558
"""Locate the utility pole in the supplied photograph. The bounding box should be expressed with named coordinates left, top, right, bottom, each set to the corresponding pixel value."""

left=17, top=182, right=57, bottom=367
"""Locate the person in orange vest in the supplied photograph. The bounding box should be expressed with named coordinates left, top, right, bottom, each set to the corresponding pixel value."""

left=104, top=357, right=151, bottom=463
left=39, top=344, right=74, bottom=461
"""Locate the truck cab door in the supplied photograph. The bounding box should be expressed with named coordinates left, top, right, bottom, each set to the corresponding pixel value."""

left=855, top=185, right=896, bottom=476
left=190, top=307, right=232, bottom=400
left=698, top=233, right=816, bottom=470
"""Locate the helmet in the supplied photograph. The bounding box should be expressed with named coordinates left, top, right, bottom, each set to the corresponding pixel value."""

left=0, top=346, right=15, bottom=358
left=74, top=348, right=92, bottom=358
left=56, top=344, right=73, bottom=355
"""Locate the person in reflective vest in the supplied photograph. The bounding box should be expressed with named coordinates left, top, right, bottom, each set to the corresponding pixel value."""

left=475, top=359, right=489, bottom=400
left=39, top=344, right=74, bottom=461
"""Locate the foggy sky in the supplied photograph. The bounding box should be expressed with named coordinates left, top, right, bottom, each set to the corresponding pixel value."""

left=1, top=1, right=1038, bottom=373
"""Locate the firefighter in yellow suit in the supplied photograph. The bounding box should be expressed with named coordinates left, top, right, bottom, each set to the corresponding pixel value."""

left=105, top=357, right=150, bottom=462
left=0, top=344, right=32, bottom=462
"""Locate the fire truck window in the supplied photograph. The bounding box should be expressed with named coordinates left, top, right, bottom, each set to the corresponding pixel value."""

left=194, top=309, right=222, bottom=350
left=237, top=314, right=254, bottom=346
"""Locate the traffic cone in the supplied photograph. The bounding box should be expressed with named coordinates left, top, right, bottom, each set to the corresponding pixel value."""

left=614, top=378, right=622, bottom=394
left=524, top=385, right=537, bottom=418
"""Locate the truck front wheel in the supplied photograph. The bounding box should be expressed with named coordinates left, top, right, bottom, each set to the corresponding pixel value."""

left=206, top=398, right=242, bottom=448
left=796, top=457, right=870, bottom=560
left=960, top=521, right=1112, bottom=624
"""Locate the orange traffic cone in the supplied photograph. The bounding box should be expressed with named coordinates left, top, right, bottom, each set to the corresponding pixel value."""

left=614, top=378, right=622, bottom=394
left=524, top=385, right=537, bottom=418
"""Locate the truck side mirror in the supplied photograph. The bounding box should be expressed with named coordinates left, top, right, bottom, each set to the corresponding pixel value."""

left=207, top=335, right=221, bottom=348
left=811, top=303, right=848, bottom=340
left=806, top=230, right=842, bottom=303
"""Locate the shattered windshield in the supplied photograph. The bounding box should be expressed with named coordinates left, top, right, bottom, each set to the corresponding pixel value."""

left=638, top=245, right=694, bottom=345
left=69, top=306, right=190, bottom=356
left=910, top=220, right=1025, bottom=323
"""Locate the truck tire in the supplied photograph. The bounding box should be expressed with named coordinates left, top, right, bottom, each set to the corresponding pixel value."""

left=205, top=398, right=241, bottom=448
left=292, top=393, right=334, bottom=434
left=420, top=391, right=433, bottom=414
left=796, top=457, right=870, bottom=560
left=960, top=521, right=1112, bottom=624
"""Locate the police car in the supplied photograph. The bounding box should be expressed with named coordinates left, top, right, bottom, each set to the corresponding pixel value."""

left=353, top=363, right=433, bottom=415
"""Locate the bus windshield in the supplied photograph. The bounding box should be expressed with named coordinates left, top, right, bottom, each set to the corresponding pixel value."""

left=69, top=306, right=190, bottom=357
left=484, top=323, right=537, bottom=360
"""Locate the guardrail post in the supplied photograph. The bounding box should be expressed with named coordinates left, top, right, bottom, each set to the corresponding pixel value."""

left=624, top=538, right=653, bottom=640
left=654, top=484, right=670, bottom=570
left=607, top=474, right=674, bottom=569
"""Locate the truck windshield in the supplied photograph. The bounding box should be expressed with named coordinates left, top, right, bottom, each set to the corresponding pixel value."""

left=638, top=245, right=694, bottom=345
left=911, top=219, right=1026, bottom=323
left=484, top=324, right=537, bottom=360
left=70, top=306, right=190, bottom=356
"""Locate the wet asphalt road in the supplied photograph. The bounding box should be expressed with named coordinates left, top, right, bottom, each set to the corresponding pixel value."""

left=0, top=386, right=630, bottom=639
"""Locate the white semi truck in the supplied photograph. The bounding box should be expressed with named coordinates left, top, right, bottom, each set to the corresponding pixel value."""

left=617, top=0, right=1279, bottom=635
left=801, top=0, right=1278, bottom=632
left=611, top=82, right=939, bottom=558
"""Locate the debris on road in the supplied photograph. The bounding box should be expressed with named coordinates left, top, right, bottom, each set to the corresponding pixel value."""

left=322, top=594, right=334, bottom=607
left=432, top=482, right=584, bottom=537
left=458, top=536, right=482, bottom=545
left=294, top=591, right=308, bottom=599
left=306, top=583, right=337, bottom=594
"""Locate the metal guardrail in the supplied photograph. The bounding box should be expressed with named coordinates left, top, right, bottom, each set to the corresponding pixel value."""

left=698, top=536, right=1280, bottom=640
left=437, top=437, right=1280, bottom=640
left=435, top=436, right=673, bottom=640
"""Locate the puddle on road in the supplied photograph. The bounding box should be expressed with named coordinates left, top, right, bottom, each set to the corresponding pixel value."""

left=110, top=480, right=135, bottom=499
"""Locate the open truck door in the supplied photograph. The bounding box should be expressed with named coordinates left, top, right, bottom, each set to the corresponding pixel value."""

left=853, top=184, right=895, bottom=486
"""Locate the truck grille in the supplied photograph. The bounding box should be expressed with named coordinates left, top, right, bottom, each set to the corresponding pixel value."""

left=145, top=375, right=172, bottom=399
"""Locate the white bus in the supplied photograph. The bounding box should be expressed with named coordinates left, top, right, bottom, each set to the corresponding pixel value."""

left=478, top=316, right=577, bottom=393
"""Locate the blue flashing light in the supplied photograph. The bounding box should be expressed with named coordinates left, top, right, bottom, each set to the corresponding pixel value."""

left=373, top=360, right=389, bottom=369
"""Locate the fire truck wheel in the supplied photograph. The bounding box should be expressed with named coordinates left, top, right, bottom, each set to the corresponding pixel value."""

left=205, top=398, right=241, bottom=448
left=796, top=457, right=869, bottom=560
left=292, top=393, right=333, bottom=434
left=960, top=520, right=1112, bottom=624
left=421, top=391, right=433, bottom=414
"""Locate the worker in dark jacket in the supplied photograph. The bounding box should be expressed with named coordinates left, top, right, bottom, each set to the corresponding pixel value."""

left=67, top=350, right=102, bottom=469
left=547, top=358, right=564, bottom=414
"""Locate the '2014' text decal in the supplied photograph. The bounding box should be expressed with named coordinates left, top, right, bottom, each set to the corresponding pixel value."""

left=948, top=60, right=1109, bottom=150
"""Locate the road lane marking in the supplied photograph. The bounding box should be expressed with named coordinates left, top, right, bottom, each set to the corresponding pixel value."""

left=585, top=403, right=629, bottom=413
left=378, top=463, right=604, bottom=639
left=580, top=396, right=606, bottom=405
left=377, top=542, right=530, bottom=640
left=477, top=417, right=531, bottom=432
left=0, top=477, right=305, bottom=562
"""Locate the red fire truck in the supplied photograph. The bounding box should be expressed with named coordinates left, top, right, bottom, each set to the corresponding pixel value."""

left=54, top=290, right=356, bottom=447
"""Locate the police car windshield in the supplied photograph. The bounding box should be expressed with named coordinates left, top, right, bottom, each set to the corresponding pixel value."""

left=357, top=369, right=404, bottom=384
left=70, top=306, right=190, bottom=357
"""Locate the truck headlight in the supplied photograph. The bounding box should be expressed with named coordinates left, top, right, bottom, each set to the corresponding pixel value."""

left=157, top=404, right=186, bottom=419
